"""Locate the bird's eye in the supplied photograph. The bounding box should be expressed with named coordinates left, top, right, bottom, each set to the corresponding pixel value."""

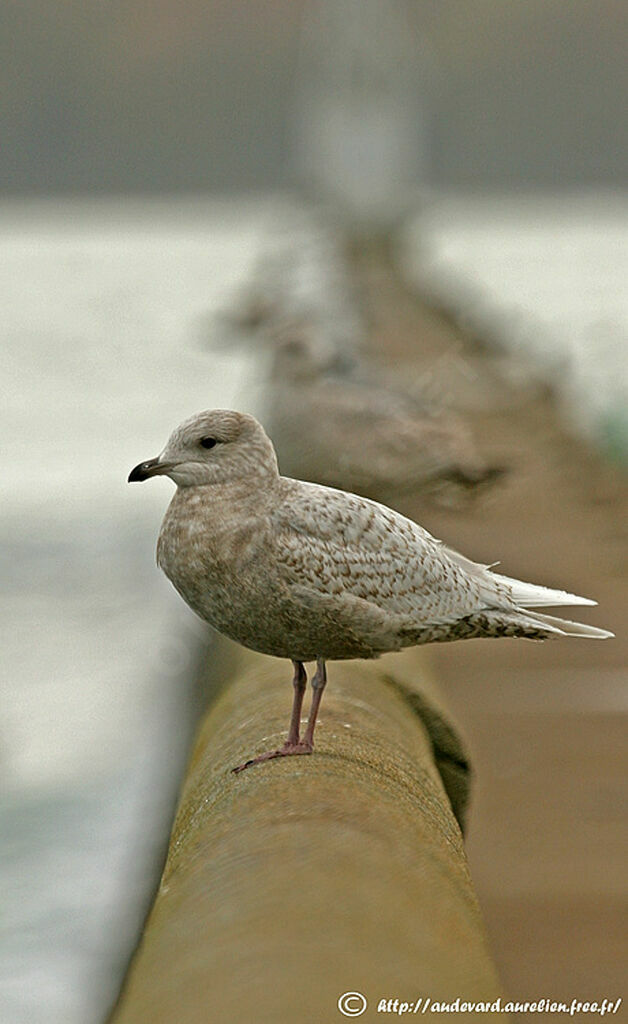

left=199, top=436, right=218, bottom=449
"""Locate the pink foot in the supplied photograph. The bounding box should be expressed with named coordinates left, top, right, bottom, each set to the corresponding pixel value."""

left=231, top=740, right=313, bottom=774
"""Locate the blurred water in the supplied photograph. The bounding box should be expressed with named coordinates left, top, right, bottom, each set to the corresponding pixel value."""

left=402, top=192, right=628, bottom=460
left=0, top=199, right=267, bottom=1024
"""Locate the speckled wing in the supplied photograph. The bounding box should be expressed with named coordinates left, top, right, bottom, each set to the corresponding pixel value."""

left=270, top=479, right=503, bottom=627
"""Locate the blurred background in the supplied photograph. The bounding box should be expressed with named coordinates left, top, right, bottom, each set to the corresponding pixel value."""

left=2, top=2, right=626, bottom=1022
left=2, top=0, right=626, bottom=194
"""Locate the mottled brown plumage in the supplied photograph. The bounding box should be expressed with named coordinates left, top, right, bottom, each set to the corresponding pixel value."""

left=129, top=409, right=612, bottom=770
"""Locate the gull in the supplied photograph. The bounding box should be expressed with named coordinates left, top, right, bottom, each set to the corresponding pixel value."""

left=263, top=332, right=504, bottom=502
left=211, top=220, right=366, bottom=361
left=128, top=410, right=613, bottom=772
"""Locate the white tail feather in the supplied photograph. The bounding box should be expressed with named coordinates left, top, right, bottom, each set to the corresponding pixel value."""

left=521, top=610, right=614, bottom=639
left=442, top=545, right=611, bottom=636
left=493, top=573, right=597, bottom=608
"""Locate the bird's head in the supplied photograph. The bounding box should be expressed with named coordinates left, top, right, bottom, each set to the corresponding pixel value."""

left=128, top=409, right=279, bottom=488
left=271, top=327, right=353, bottom=383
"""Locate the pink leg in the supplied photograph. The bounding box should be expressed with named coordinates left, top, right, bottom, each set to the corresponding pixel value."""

left=231, top=660, right=311, bottom=774
left=302, top=658, right=327, bottom=749
left=286, top=660, right=307, bottom=745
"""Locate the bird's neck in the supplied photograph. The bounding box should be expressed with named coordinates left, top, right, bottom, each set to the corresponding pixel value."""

left=157, top=476, right=275, bottom=580
left=162, top=476, right=277, bottom=545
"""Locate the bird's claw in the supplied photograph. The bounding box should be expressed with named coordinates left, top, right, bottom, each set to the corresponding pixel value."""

left=231, top=740, right=313, bottom=774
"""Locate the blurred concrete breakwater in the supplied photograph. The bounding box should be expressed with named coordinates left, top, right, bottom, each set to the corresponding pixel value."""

left=110, top=646, right=502, bottom=1024
left=213, top=214, right=505, bottom=505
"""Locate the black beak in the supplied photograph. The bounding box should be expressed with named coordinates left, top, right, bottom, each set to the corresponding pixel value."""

left=128, top=457, right=167, bottom=483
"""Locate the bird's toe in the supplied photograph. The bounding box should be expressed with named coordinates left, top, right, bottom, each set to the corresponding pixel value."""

left=231, top=740, right=313, bottom=774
